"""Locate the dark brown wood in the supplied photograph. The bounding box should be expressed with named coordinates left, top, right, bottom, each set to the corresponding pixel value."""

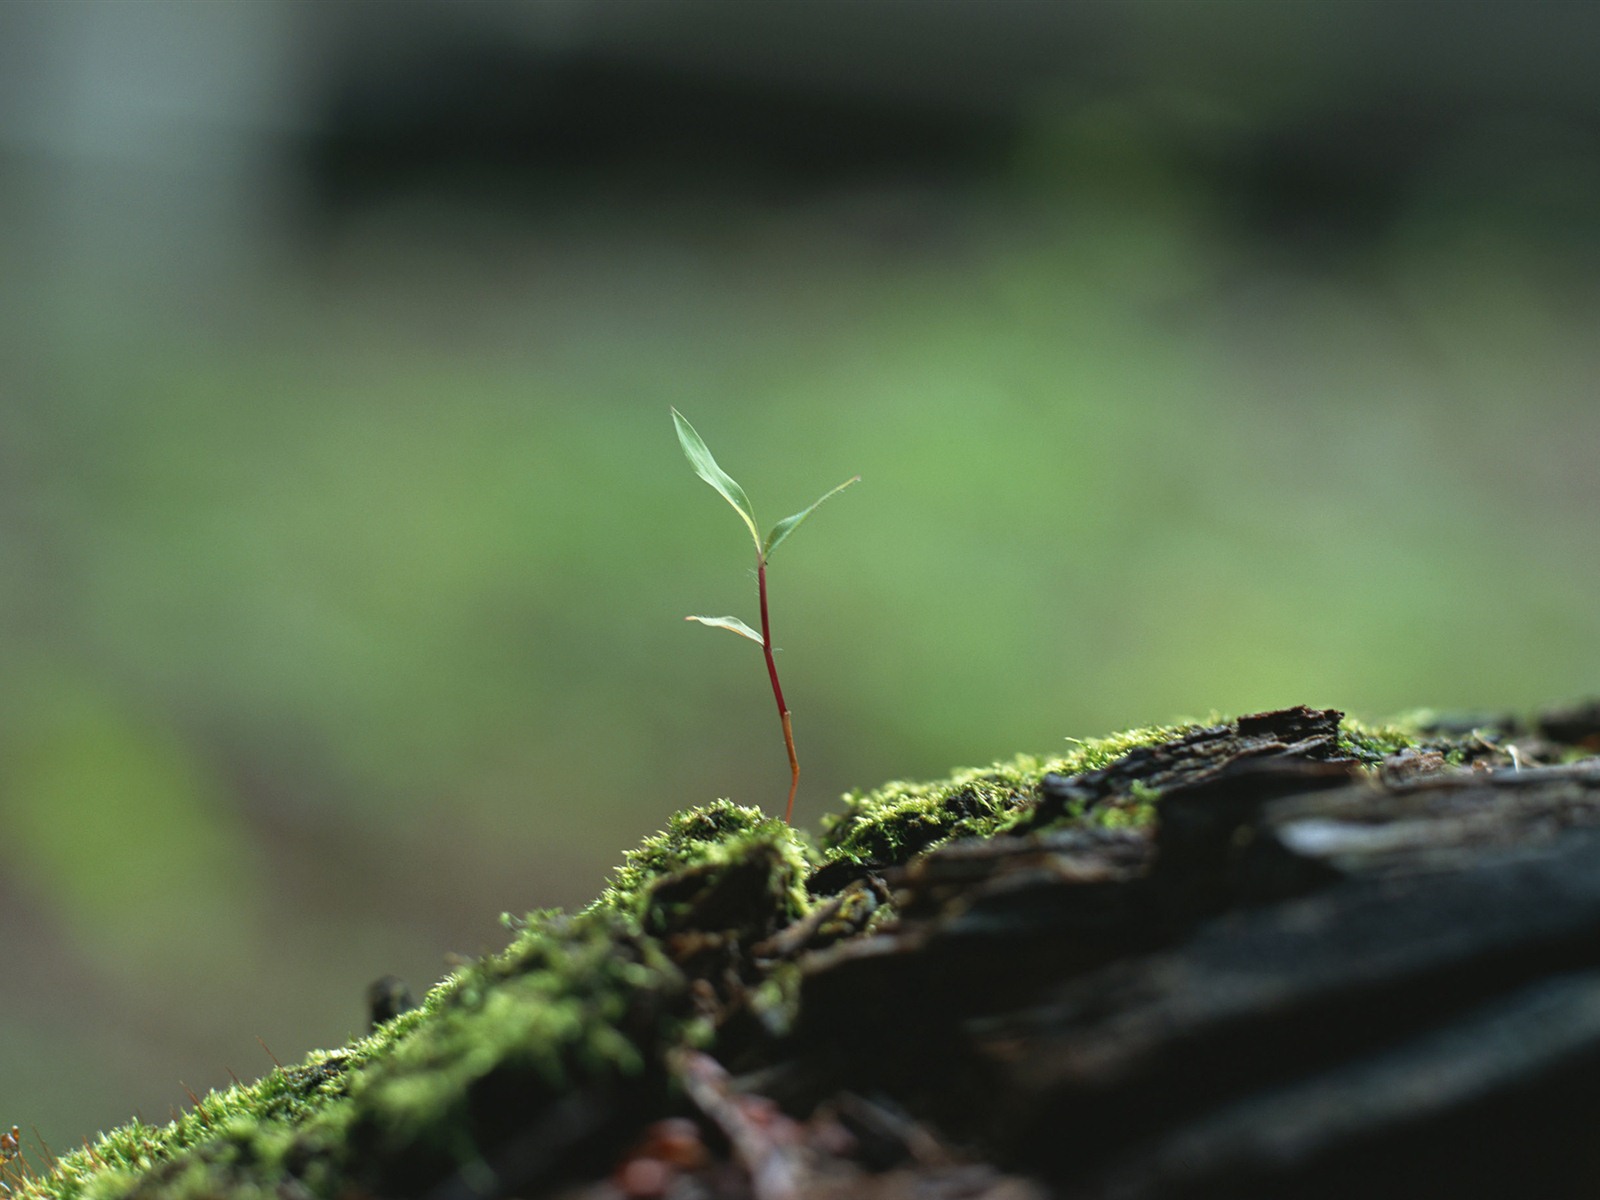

left=782, top=708, right=1600, bottom=1198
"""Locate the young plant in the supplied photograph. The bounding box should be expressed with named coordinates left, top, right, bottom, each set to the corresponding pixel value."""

left=673, top=407, right=859, bottom=824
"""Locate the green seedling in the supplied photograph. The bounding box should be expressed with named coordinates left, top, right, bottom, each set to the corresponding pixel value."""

left=673, top=408, right=859, bottom=824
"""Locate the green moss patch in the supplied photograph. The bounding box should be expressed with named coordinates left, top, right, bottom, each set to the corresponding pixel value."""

left=820, top=723, right=1190, bottom=866
left=15, top=709, right=1531, bottom=1200
left=591, top=799, right=813, bottom=930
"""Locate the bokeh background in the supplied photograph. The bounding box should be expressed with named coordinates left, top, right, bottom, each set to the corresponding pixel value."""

left=2, top=0, right=1598, bottom=1157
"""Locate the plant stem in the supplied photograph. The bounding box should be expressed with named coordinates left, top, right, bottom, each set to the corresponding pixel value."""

left=757, top=556, right=800, bottom=823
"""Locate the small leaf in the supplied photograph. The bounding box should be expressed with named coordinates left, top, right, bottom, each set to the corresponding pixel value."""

left=685, top=614, right=765, bottom=645
left=672, top=408, right=761, bottom=552
left=762, top=475, right=860, bottom=559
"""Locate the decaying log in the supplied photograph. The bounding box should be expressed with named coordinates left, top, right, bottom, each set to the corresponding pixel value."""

left=784, top=707, right=1600, bottom=1198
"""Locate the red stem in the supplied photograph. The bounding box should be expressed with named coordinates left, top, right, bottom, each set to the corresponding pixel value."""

left=757, top=556, right=800, bottom=823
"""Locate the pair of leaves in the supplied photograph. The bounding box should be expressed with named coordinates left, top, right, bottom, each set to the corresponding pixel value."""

left=673, top=407, right=858, bottom=645
left=673, top=408, right=858, bottom=561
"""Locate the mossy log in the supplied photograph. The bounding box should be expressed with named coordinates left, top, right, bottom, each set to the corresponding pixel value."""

left=12, top=703, right=1600, bottom=1200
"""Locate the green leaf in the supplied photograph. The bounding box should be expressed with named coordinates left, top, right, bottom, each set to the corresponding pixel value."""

left=672, top=408, right=761, bottom=551
left=685, top=614, right=765, bottom=645
left=762, top=475, right=860, bottom=559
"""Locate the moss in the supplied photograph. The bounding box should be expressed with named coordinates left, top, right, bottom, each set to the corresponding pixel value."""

left=820, top=723, right=1189, bottom=865
left=595, top=803, right=806, bottom=915
left=335, top=911, right=689, bottom=1194
left=1338, top=712, right=1506, bottom=766
left=29, top=911, right=691, bottom=1200
left=1096, top=779, right=1161, bottom=830
left=29, top=1035, right=382, bottom=1200
left=356, top=915, right=670, bottom=1119
left=1336, top=714, right=1428, bottom=763
left=19, top=710, right=1531, bottom=1200
left=591, top=799, right=814, bottom=927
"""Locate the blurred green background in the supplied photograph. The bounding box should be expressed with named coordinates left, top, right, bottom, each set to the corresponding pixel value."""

left=2, top=0, right=1598, bottom=1159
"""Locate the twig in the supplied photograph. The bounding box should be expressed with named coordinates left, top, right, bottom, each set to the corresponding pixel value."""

left=670, top=1049, right=804, bottom=1200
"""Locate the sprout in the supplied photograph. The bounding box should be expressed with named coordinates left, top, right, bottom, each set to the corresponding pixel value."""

left=673, top=408, right=859, bottom=824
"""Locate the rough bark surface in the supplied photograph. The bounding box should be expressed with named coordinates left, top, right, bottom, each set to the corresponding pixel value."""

left=775, top=706, right=1600, bottom=1199
left=46, top=706, right=1600, bottom=1200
